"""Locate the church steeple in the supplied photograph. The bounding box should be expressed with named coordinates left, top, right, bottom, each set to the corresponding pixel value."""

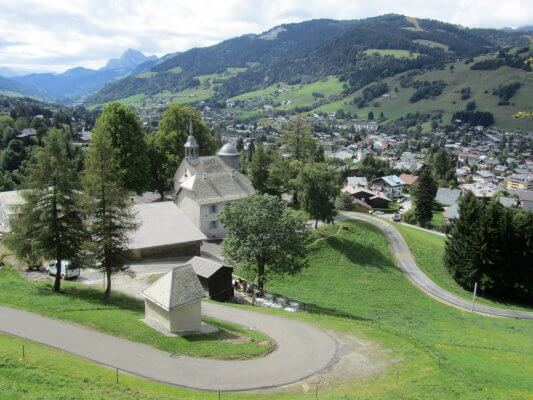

left=184, top=116, right=199, bottom=163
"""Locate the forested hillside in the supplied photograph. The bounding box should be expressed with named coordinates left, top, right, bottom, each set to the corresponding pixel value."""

left=87, top=14, right=529, bottom=106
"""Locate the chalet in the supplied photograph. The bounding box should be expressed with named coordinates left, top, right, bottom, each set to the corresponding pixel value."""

left=505, top=174, right=532, bottom=191
left=398, top=173, right=418, bottom=187
left=345, top=176, right=368, bottom=187
left=0, top=190, right=24, bottom=233
left=371, top=175, right=404, bottom=199
left=435, top=188, right=462, bottom=207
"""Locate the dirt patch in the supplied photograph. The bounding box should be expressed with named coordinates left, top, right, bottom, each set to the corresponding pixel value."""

left=257, top=330, right=398, bottom=394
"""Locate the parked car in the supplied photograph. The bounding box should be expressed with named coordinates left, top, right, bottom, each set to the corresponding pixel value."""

left=46, top=260, right=80, bottom=279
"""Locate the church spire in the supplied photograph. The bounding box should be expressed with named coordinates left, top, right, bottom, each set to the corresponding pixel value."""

left=184, top=115, right=199, bottom=162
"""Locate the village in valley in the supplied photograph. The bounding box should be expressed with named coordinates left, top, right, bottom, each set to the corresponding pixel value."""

left=0, top=4, right=532, bottom=400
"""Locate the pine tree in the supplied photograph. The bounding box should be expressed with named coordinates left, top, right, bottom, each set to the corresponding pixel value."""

left=83, top=119, right=138, bottom=298
left=412, top=165, right=437, bottom=227
left=248, top=145, right=271, bottom=194
left=444, top=191, right=482, bottom=289
left=6, top=129, right=86, bottom=292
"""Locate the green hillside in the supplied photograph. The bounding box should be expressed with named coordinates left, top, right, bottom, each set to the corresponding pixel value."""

left=315, top=54, right=533, bottom=130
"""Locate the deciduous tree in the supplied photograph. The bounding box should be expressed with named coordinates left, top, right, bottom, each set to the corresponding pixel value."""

left=220, top=194, right=310, bottom=290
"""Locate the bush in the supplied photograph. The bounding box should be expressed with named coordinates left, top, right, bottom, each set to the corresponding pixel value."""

left=402, top=209, right=417, bottom=224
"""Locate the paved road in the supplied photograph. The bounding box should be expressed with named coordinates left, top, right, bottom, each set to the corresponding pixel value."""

left=0, top=302, right=337, bottom=391
left=341, top=212, right=533, bottom=319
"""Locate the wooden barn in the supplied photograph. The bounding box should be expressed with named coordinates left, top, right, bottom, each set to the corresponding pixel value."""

left=190, top=256, right=234, bottom=301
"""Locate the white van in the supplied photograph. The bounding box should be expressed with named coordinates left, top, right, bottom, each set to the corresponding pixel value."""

left=46, top=260, right=80, bottom=279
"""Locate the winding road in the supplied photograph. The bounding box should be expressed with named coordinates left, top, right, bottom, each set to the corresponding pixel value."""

left=0, top=302, right=337, bottom=391
left=1, top=211, right=531, bottom=393
left=340, top=212, right=533, bottom=319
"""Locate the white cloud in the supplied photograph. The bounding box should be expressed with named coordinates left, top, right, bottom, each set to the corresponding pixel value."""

left=0, top=0, right=531, bottom=73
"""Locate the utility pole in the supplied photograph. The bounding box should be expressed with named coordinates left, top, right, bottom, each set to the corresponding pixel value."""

left=471, top=282, right=477, bottom=312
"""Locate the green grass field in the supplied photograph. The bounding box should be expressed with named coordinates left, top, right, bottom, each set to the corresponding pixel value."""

left=0, top=268, right=272, bottom=360
left=393, top=222, right=533, bottom=312
left=362, top=49, right=420, bottom=59
left=228, top=77, right=343, bottom=111
left=316, top=54, right=533, bottom=131
left=1, top=220, right=532, bottom=399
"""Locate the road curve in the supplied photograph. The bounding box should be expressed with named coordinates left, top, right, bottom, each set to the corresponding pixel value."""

left=341, top=212, right=533, bottom=319
left=0, top=302, right=338, bottom=391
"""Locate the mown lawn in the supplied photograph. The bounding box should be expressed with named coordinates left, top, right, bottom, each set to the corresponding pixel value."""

left=0, top=268, right=273, bottom=360
left=0, top=219, right=532, bottom=399
left=394, top=222, right=533, bottom=311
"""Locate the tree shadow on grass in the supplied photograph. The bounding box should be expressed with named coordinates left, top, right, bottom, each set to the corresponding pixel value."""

left=35, top=283, right=144, bottom=313
left=324, top=234, right=396, bottom=271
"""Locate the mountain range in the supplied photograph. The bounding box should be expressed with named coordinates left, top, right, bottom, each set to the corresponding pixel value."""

left=0, top=49, right=157, bottom=101
left=86, top=14, right=530, bottom=106
left=0, top=14, right=531, bottom=131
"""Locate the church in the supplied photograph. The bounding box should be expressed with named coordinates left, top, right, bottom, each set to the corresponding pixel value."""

left=174, top=121, right=255, bottom=239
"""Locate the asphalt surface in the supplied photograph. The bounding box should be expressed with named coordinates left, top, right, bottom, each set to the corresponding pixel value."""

left=341, top=212, right=533, bottom=319
left=0, top=302, right=338, bottom=391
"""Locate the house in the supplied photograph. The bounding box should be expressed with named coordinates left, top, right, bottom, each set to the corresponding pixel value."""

left=190, top=256, right=234, bottom=301
left=128, top=202, right=206, bottom=259
left=16, top=128, right=36, bottom=139
left=368, top=194, right=391, bottom=209
left=342, top=186, right=375, bottom=203
left=341, top=186, right=390, bottom=208
left=345, top=176, right=368, bottom=187
left=461, top=183, right=498, bottom=199
left=474, top=170, right=495, bottom=183
left=142, top=264, right=206, bottom=334
left=443, top=203, right=460, bottom=221
left=455, top=167, right=471, bottom=183
left=516, top=190, right=533, bottom=212
left=371, top=175, right=404, bottom=199
left=399, top=173, right=418, bottom=187
left=435, top=188, right=462, bottom=207
left=174, top=121, right=255, bottom=239
left=0, top=190, right=25, bottom=233
left=505, top=174, right=532, bottom=191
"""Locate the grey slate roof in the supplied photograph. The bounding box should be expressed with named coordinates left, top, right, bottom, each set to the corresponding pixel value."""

left=184, top=134, right=198, bottom=148
left=498, top=196, right=517, bottom=208
left=174, top=156, right=232, bottom=181
left=217, top=143, right=240, bottom=156
left=190, top=256, right=232, bottom=279
left=142, top=264, right=205, bottom=311
left=180, top=171, right=255, bottom=205
left=346, top=176, right=368, bottom=187
left=17, top=128, right=36, bottom=138
left=372, top=175, right=404, bottom=187
left=444, top=203, right=460, bottom=220
left=129, top=202, right=206, bottom=250
left=435, top=188, right=462, bottom=206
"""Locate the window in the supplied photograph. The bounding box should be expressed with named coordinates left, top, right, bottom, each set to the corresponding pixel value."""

left=209, top=204, right=217, bottom=213
left=209, top=220, right=218, bottom=229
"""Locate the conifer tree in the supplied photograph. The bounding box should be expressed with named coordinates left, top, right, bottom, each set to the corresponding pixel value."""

left=248, top=144, right=271, bottom=194
left=444, top=191, right=482, bottom=289
left=7, top=129, right=86, bottom=292
left=83, top=117, right=138, bottom=298
left=412, top=165, right=437, bottom=226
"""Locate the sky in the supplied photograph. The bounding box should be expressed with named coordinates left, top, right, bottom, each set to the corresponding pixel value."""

left=0, top=0, right=531, bottom=74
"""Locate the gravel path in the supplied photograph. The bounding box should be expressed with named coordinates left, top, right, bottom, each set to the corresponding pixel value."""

left=341, top=212, right=533, bottom=319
